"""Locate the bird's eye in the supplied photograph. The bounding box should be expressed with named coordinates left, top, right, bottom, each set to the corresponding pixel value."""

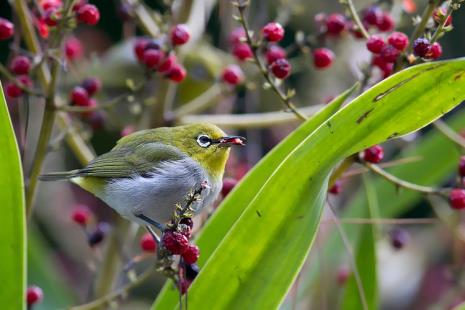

left=196, top=135, right=211, bottom=148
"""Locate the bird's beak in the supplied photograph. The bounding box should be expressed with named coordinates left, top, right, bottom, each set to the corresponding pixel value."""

left=216, top=136, right=247, bottom=147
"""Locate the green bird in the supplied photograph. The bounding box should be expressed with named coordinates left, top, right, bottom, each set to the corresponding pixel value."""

left=40, top=123, right=245, bottom=231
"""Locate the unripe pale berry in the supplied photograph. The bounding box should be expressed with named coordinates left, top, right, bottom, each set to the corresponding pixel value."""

left=262, top=22, right=284, bottom=42
left=427, top=42, right=442, bottom=59
left=362, top=145, right=384, bottom=163
left=162, top=230, right=189, bottom=254
left=81, top=77, right=101, bottom=96
left=366, top=35, right=385, bottom=54
left=325, top=13, right=346, bottom=35
left=71, top=206, right=90, bottom=226
left=387, top=32, right=409, bottom=51
left=270, top=58, right=291, bottom=79
left=182, top=244, right=200, bottom=264
left=26, top=286, right=43, bottom=306
left=166, top=63, right=187, bottom=83
left=221, top=65, right=244, bottom=85
left=380, top=45, right=400, bottom=63
left=70, top=86, right=89, bottom=106
left=413, top=38, right=431, bottom=57
left=140, top=232, right=157, bottom=252
left=64, top=37, right=83, bottom=61
left=170, top=24, right=190, bottom=46
left=9, top=56, right=31, bottom=75
left=265, top=45, right=286, bottom=65
left=77, top=4, right=100, bottom=25
left=450, top=189, right=465, bottom=210
left=232, top=43, right=253, bottom=61
left=377, top=13, right=394, bottom=32
left=0, top=18, right=14, bottom=40
left=313, top=48, right=334, bottom=69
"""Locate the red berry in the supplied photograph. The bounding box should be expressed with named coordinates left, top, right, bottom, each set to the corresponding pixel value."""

left=162, top=230, right=189, bottom=255
left=26, top=286, right=43, bottom=306
left=222, top=178, right=238, bottom=197
left=433, top=7, right=452, bottom=27
left=313, top=48, right=334, bottom=69
left=413, top=38, right=431, bottom=57
left=9, top=56, right=31, bottom=75
left=380, top=45, right=400, bottom=63
left=221, top=65, right=244, bottom=85
left=143, top=49, right=163, bottom=69
left=362, top=145, right=384, bottom=163
left=387, top=32, right=409, bottom=51
left=0, top=18, right=14, bottom=40
left=72, top=0, right=87, bottom=12
left=229, top=27, right=246, bottom=45
left=133, top=38, right=149, bottom=63
left=450, top=189, right=465, bottom=210
left=262, top=22, right=284, bottom=42
left=336, top=266, right=350, bottom=286
left=232, top=43, right=253, bottom=61
left=377, top=13, right=395, bottom=32
left=328, top=180, right=342, bottom=195
left=389, top=228, right=409, bottom=250
left=458, top=156, right=465, bottom=177
left=44, top=8, right=62, bottom=27
left=166, top=63, right=187, bottom=83
left=70, top=86, right=89, bottom=106
left=64, top=37, right=83, bottom=61
left=366, top=35, right=385, bottom=54
left=362, top=6, right=382, bottom=26
left=349, top=21, right=366, bottom=39
left=158, top=54, right=177, bottom=73
left=85, top=110, right=105, bottom=130
left=40, top=0, right=62, bottom=10
left=140, top=232, right=157, bottom=252
left=325, top=13, right=346, bottom=35
left=5, top=82, right=23, bottom=98
left=182, top=244, right=200, bottom=264
left=270, top=58, right=291, bottom=79
left=427, top=42, right=442, bottom=59
left=170, top=24, right=190, bottom=46
left=77, top=4, right=100, bottom=25
left=71, top=206, right=90, bottom=226
left=265, top=45, right=286, bottom=65
left=121, top=125, right=135, bottom=137
left=81, top=77, right=101, bottom=96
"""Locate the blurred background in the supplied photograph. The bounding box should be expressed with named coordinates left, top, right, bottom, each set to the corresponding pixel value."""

left=2, top=0, right=465, bottom=309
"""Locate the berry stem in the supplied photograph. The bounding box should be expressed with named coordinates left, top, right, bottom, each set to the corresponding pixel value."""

left=363, top=161, right=448, bottom=196
left=408, top=0, right=438, bottom=48
left=339, top=0, right=369, bottom=39
left=69, top=268, right=154, bottom=310
left=235, top=2, right=307, bottom=122
left=0, top=63, right=43, bottom=96
left=433, top=119, right=465, bottom=150
left=430, top=0, right=454, bottom=43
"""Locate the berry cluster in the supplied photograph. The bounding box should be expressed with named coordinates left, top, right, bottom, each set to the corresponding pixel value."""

left=69, top=77, right=102, bottom=121
left=35, top=0, right=100, bottom=39
left=5, top=55, right=33, bottom=98
left=360, top=6, right=395, bottom=33
left=133, top=24, right=190, bottom=83
left=413, top=38, right=442, bottom=60
left=368, top=32, right=409, bottom=78
left=70, top=205, right=110, bottom=247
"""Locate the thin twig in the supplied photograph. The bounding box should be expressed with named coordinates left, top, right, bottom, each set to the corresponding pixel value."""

left=409, top=0, right=437, bottom=47
left=69, top=268, right=154, bottom=310
left=363, top=161, right=447, bottom=196
left=431, top=0, right=454, bottom=43
left=340, top=0, right=370, bottom=39
left=337, top=218, right=439, bottom=225
left=235, top=1, right=307, bottom=121
left=0, top=63, right=43, bottom=97
left=343, top=156, right=423, bottom=178
left=433, top=119, right=465, bottom=149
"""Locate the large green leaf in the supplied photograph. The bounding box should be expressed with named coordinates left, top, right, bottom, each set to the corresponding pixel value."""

left=154, top=59, right=465, bottom=309
left=0, top=83, right=26, bottom=308
left=341, top=175, right=379, bottom=310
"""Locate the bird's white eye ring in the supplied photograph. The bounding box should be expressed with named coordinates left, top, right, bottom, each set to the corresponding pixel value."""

left=197, top=135, right=211, bottom=148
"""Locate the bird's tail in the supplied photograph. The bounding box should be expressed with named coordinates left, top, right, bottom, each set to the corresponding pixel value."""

left=39, top=170, right=80, bottom=181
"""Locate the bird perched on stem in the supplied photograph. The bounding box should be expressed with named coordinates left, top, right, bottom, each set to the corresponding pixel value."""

left=40, top=123, right=246, bottom=232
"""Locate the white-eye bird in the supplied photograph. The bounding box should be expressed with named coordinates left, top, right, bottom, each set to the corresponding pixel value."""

left=40, top=123, right=246, bottom=231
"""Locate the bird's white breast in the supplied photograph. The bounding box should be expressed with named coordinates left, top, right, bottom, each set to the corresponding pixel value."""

left=96, top=157, right=221, bottom=225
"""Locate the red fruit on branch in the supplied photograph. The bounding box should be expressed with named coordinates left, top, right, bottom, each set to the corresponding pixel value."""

left=162, top=230, right=189, bottom=255
left=232, top=43, right=253, bottom=61
left=9, top=56, right=31, bottom=75
left=170, top=24, right=190, bottom=46
left=427, top=42, right=442, bottom=59
left=362, top=145, right=384, bottom=163
left=380, top=45, right=400, bottom=63
left=26, top=286, right=43, bottom=306
left=313, top=48, right=334, bottom=69
left=140, top=233, right=157, bottom=252
left=182, top=244, right=200, bottom=264
left=64, top=37, right=83, bottom=61
left=366, top=35, right=385, bottom=54
left=222, top=65, right=244, bottom=85
left=77, top=4, right=100, bottom=25
left=270, top=58, right=291, bottom=79
left=413, top=38, right=431, bottom=57
left=265, top=45, right=286, bottom=65
left=81, top=77, right=101, bottom=96
left=262, top=22, right=285, bottom=42
left=70, top=86, right=89, bottom=106
left=325, top=13, right=346, bottom=35
left=166, top=63, right=187, bottom=82
left=387, top=32, right=409, bottom=51
left=0, top=18, right=14, bottom=40
left=71, top=206, right=91, bottom=226
left=450, top=189, right=465, bottom=210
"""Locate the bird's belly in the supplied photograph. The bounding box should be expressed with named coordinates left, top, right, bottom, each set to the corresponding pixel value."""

left=98, top=160, right=221, bottom=225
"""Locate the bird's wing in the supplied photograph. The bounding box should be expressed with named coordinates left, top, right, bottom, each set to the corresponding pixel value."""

left=76, top=142, right=186, bottom=178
